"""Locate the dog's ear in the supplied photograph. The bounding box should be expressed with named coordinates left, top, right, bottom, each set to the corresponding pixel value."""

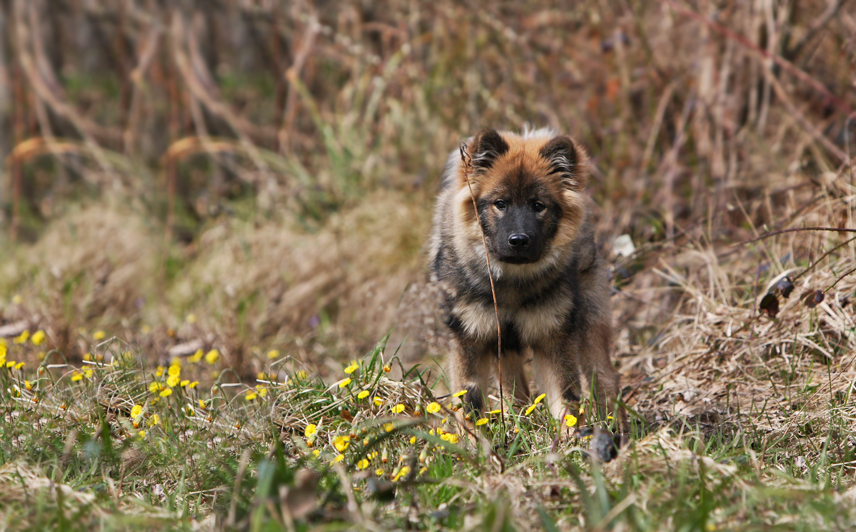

left=540, top=136, right=586, bottom=189
left=468, top=129, right=509, bottom=171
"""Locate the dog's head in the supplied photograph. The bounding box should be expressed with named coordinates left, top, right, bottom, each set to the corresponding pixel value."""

left=454, top=128, right=588, bottom=268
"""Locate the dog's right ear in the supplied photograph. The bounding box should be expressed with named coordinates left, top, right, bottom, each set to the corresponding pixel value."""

left=468, top=129, right=509, bottom=171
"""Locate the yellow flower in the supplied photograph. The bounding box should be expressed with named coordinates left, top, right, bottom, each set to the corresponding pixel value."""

left=155, top=366, right=165, bottom=377
left=488, top=409, right=502, bottom=414
left=475, top=418, right=488, bottom=426
left=166, top=374, right=180, bottom=388
left=13, top=330, right=29, bottom=344
left=198, top=399, right=206, bottom=409
left=312, top=449, right=320, bottom=457
left=31, top=330, right=46, bottom=346
left=383, top=365, right=391, bottom=373
left=533, top=393, right=546, bottom=405
left=409, top=436, right=417, bottom=444
left=452, top=390, right=467, bottom=398
left=427, top=402, right=441, bottom=414
left=441, top=433, right=459, bottom=444
left=333, top=435, right=351, bottom=452
left=344, top=361, right=359, bottom=374
left=391, top=404, right=405, bottom=414
left=25, top=380, right=32, bottom=391
left=71, top=371, right=83, bottom=382
left=339, top=378, right=352, bottom=388
left=296, top=370, right=308, bottom=380
left=266, top=349, right=280, bottom=360
left=383, top=423, right=395, bottom=432
left=159, top=388, right=173, bottom=397
left=331, top=454, right=345, bottom=464
left=93, top=330, right=106, bottom=341
left=205, top=349, right=220, bottom=364
left=357, top=459, right=370, bottom=470
left=304, top=424, right=317, bottom=438
left=188, top=381, right=198, bottom=389
left=393, top=466, right=411, bottom=482
left=189, top=349, right=204, bottom=363
left=524, top=404, right=538, bottom=416
left=186, top=406, right=195, bottom=416
left=373, top=397, right=383, bottom=407
left=6, top=361, right=15, bottom=368
left=15, top=362, right=25, bottom=370
left=257, top=387, right=267, bottom=398
left=180, top=379, right=190, bottom=387
left=168, top=364, right=181, bottom=377
left=357, top=390, right=370, bottom=400
left=565, top=414, right=578, bottom=428
left=138, top=431, right=146, bottom=438
left=375, top=468, right=385, bottom=476
left=131, top=405, right=143, bottom=419
left=149, top=382, right=161, bottom=393
left=148, top=414, right=160, bottom=426
left=245, top=391, right=258, bottom=401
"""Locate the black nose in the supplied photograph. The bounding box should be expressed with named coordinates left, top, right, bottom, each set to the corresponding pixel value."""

left=507, top=234, right=530, bottom=249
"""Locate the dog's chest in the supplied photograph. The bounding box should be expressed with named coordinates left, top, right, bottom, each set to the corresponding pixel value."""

left=452, top=293, right=571, bottom=344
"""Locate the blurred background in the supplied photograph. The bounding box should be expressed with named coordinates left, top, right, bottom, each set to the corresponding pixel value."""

left=0, top=0, right=853, bottom=381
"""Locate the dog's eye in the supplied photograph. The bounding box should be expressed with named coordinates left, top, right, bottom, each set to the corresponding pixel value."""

left=533, top=201, right=546, bottom=212
left=494, top=200, right=507, bottom=211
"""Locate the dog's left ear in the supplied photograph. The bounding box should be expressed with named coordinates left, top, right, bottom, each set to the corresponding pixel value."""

left=540, top=136, right=586, bottom=189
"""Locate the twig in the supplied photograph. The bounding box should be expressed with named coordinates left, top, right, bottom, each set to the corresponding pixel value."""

left=792, top=235, right=856, bottom=282
left=735, top=227, right=856, bottom=247
left=279, top=16, right=318, bottom=155
left=14, top=2, right=115, bottom=173
left=761, top=62, right=848, bottom=163
left=170, top=10, right=273, bottom=175
left=459, top=142, right=507, bottom=448
left=661, top=0, right=856, bottom=122
left=785, top=0, right=849, bottom=61
left=825, top=265, right=856, bottom=293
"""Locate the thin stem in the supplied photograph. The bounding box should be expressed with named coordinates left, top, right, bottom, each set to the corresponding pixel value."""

left=459, top=143, right=507, bottom=451
left=735, top=227, right=856, bottom=247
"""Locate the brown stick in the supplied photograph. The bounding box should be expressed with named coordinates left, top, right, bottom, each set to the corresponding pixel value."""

left=459, top=143, right=506, bottom=449
left=279, top=19, right=318, bottom=155
left=661, top=0, right=856, bottom=122
left=735, top=227, right=856, bottom=247
left=792, top=235, right=856, bottom=283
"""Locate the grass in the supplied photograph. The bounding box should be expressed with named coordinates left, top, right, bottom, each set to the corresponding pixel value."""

left=2, top=0, right=856, bottom=530
left=1, top=318, right=856, bottom=530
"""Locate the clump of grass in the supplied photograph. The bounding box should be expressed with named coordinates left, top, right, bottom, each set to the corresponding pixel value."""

left=3, top=321, right=856, bottom=530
